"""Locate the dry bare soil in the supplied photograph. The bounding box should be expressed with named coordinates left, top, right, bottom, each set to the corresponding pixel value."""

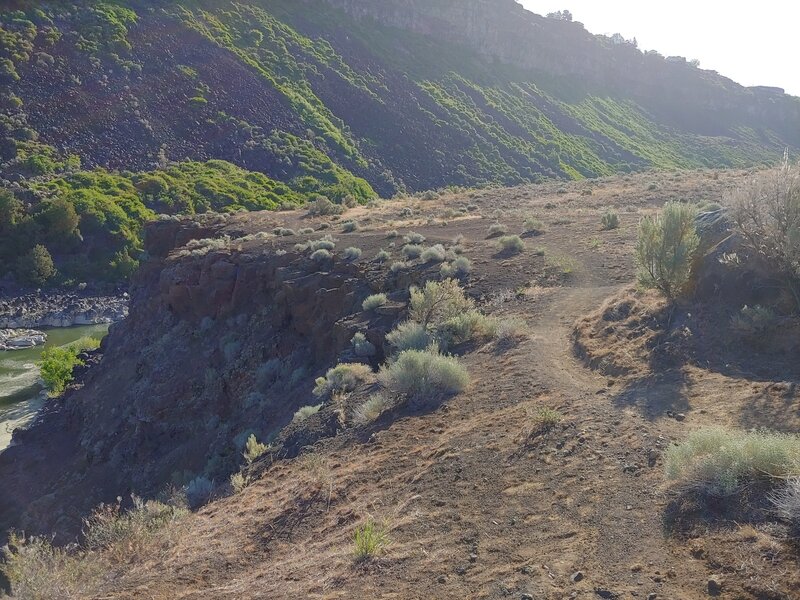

left=106, top=170, right=799, bottom=599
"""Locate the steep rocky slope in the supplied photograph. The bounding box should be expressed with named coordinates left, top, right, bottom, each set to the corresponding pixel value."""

left=2, top=0, right=797, bottom=196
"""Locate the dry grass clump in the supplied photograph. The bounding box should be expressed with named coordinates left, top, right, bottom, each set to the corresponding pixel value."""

left=375, top=249, right=391, bottom=262
left=601, top=210, right=620, bottom=230
left=352, top=392, right=395, bottom=426
left=523, top=217, right=545, bottom=234
left=665, top=428, right=800, bottom=496
left=362, top=293, right=388, bottom=311
left=243, top=434, right=268, bottom=465
left=770, top=478, right=800, bottom=532
left=2, top=497, right=187, bottom=599
left=313, top=363, right=374, bottom=398
left=292, top=403, right=323, bottom=423
left=341, top=220, right=358, bottom=233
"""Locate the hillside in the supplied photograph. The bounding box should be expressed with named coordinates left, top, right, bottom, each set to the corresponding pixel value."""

left=1, top=0, right=798, bottom=284
left=3, top=170, right=800, bottom=599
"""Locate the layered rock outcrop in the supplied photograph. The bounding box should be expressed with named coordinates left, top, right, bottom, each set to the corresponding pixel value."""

left=0, top=216, right=397, bottom=541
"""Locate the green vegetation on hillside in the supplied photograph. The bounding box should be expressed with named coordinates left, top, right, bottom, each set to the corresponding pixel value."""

left=1, top=159, right=363, bottom=285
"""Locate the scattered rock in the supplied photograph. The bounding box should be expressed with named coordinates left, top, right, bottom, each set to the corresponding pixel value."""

left=0, top=329, right=47, bottom=351
left=675, top=413, right=686, bottom=421
left=0, top=292, right=127, bottom=329
left=571, top=571, right=584, bottom=583
left=521, top=594, right=534, bottom=600
left=707, top=576, right=723, bottom=596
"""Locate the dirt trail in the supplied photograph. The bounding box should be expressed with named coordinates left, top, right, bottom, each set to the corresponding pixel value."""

left=104, top=180, right=760, bottom=599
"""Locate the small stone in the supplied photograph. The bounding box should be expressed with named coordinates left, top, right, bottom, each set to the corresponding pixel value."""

left=437, top=575, right=447, bottom=584
left=675, top=413, right=686, bottom=421
left=707, top=576, right=723, bottom=595
left=647, top=594, right=658, bottom=600
left=455, top=565, right=467, bottom=575
left=469, top=553, right=478, bottom=562
left=521, top=594, right=534, bottom=600
left=570, top=571, right=584, bottom=583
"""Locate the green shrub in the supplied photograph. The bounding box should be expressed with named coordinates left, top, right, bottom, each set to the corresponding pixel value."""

left=601, top=210, right=620, bottom=230
left=386, top=321, right=432, bottom=353
left=309, top=238, right=335, bottom=252
left=420, top=244, right=446, bottom=263
left=351, top=332, right=376, bottom=358
left=313, top=363, right=374, bottom=398
left=636, top=201, right=699, bottom=298
left=403, top=232, right=425, bottom=245
left=362, top=293, right=387, bottom=311
left=230, top=471, right=250, bottom=493
left=353, top=518, right=390, bottom=561
left=16, top=244, right=56, bottom=286
left=243, top=434, right=268, bottom=465
left=341, top=220, right=358, bottom=233
left=440, top=256, right=471, bottom=278
left=343, top=246, right=362, bottom=260
left=409, top=278, right=475, bottom=328
left=497, top=235, right=525, bottom=254
left=378, top=347, right=469, bottom=402
left=292, top=403, right=323, bottom=423
left=532, top=407, right=562, bottom=432
left=389, top=261, right=408, bottom=273
left=311, top=248, right=332, bottom=263
left=523, top=218, right=545, bottom=234
left=375, top=249, right=390, bottom=262
left=386, top=230, right=399, bottom=239
left=39, top=337, right=100, bottom=396
left=665, top=428, right=800, bottom=496
left=307, top=196, right=344, bottom=216
left=487, top=223, right=508, bottom=237
left=438, top=312, right=497, bottom=348
left=495, top=317, right=528, bottom=344
left=402, top=244, right=423, bottom=259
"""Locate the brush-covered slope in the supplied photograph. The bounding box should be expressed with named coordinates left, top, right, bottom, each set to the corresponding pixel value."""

left=2, top=0, right=798, bottom=193
left=0, top=0, right=798, bottom=284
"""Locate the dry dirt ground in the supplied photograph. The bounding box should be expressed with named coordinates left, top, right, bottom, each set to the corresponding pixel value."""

left=105, top=169, right=799, bottom=599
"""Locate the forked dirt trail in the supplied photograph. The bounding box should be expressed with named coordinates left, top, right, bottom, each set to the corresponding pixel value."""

left=103, top=173, right=800, bottom=599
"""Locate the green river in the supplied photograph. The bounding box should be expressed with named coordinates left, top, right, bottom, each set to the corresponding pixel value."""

left=0, top=324, right=109, bottom=452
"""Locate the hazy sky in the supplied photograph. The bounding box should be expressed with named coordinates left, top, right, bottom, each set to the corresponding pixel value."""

left=519, top=1, right=799, bottom=97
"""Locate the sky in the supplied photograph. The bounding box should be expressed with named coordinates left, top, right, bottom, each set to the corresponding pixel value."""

left=519, top=1, right=799, bottom=97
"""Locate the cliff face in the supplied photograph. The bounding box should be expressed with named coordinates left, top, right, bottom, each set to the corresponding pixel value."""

left=322, top=0, right=800, bottom=135
left=0, top=214, right=396, bottom=539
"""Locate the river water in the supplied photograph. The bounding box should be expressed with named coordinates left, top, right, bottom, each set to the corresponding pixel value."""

left=0, top=324, right=109, bottom=452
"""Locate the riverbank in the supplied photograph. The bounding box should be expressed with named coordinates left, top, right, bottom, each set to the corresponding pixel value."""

left=0, top=291, right=128, bottom=329
left=0, top=329, right=47, bottom=351
left=0, top=324, right=110, bottom=452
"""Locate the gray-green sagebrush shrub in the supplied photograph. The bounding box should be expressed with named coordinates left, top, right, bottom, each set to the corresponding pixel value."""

left=636, top=201, right=699, bottom=298
left=378, top=347, right=468, bottom=403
